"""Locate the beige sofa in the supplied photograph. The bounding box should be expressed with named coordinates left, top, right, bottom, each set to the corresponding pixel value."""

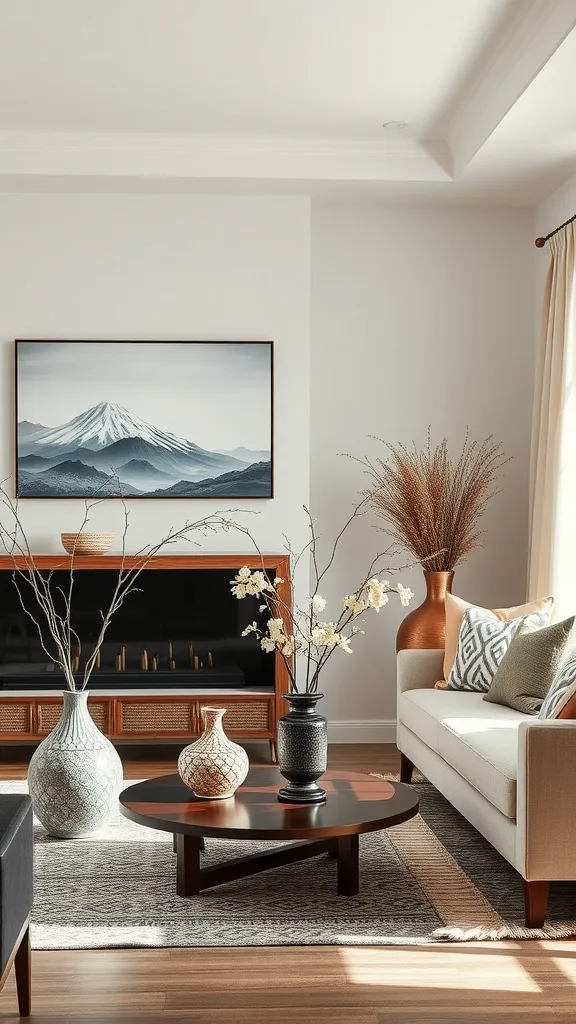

left=397, top=648, right=576, bottom=927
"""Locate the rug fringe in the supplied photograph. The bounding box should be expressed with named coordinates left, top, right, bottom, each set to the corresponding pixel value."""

left=373, top=772, right=576, bottom=943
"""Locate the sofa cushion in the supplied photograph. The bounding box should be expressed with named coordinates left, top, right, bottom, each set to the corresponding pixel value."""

left=446, top=607, right=548, bottom=693
left=399, top=689, right=533, bottom=817
left=399, top=688, right=449, bottom=752
left=443, top=592, right=554, bottom=680
left=484, top=616, right=576, bottom=715
left=540, top=648, right=576, bottom=719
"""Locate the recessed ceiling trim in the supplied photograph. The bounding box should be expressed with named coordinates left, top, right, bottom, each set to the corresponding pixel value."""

left=0, top=131, right=452, bottom=183
left=443, top=0, right=576, bottom=176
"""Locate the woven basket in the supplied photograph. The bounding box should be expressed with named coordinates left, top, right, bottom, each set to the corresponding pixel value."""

left=61, top=532, right=114, bottom=555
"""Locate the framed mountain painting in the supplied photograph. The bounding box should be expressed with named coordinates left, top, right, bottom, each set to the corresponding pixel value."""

left=15, top=341, right=273, bottom=499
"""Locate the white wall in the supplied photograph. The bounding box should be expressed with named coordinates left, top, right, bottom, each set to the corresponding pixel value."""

left=0, top=194, right=311, bottom=560
left=536, top=170, right=576, bottom=237
left=0, top=192, right=538, bottom=739
left=535, top=170, right=576, bottom=323
left=311, top=203, right=535, bottom=737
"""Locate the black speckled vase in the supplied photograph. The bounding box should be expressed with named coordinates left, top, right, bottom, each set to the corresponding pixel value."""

left=277, top=692, right=327, bottom=804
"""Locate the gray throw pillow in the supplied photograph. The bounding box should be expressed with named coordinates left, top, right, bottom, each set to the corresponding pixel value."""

left=483, top=616, right=576, bottom=714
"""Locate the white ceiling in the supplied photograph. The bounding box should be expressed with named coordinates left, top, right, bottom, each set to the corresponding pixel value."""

left=0, top=0, right=506, bottom=136
left=0, top=0, right=575, bottom=204
left=461, top=22, right=576, bottom=201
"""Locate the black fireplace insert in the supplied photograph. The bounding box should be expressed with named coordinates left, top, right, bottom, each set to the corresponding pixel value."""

left=0, top=568, right=274, bottom=690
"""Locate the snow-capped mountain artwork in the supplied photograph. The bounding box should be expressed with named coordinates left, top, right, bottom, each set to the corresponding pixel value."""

left=15, top=341, right=273, bottom=498
left=17, top=420, right=47, bottom=438
left=20, top=401, right=216, bottom=456
left=216, top=446, right=271, bottom=465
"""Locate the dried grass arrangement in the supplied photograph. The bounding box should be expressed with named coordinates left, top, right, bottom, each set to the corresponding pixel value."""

left=361, top=432, right=508, bottom=572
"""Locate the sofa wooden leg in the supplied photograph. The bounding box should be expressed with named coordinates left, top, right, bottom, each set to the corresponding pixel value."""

left=400, top=753, right=414, bottom=784
left=14, top=925, right=31, bottom=1017
left=524, top=880, right=550, bottom=928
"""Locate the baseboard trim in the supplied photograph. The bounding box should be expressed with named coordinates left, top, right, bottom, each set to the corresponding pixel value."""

left=327, top=720, right=396, bottom=744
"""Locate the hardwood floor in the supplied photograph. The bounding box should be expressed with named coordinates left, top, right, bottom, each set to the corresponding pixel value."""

left=1, top=742, right=575, bottom=1023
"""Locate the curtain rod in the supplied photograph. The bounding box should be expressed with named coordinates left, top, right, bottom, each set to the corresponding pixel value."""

left=535, top=212, right=576, bottom=248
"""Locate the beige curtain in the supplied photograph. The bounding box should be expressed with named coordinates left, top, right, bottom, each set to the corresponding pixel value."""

left=528, top=222, right=576, bottom=619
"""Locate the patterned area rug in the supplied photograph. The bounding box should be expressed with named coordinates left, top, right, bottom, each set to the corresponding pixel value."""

left=4, top=776, right=576, bottom=949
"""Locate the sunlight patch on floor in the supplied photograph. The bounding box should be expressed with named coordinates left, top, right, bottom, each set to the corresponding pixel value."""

left=338, top=946, right=542, bottom=992
left=551, top=957, right=576, bottom=984
left=538, top=940, right=576, bottom=952
left=31, top=925, right=167, bottom=948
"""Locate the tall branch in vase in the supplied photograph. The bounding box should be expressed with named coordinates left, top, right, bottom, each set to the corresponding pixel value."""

left=0, top=476, right=244, bottom=692
left=359, top=431, right=508, bottom=571
left=230, top=499, right=415, bottom=694
left=355, top=431, right=509, bottom=651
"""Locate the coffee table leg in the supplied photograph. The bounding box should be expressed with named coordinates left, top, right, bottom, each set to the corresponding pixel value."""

left=173, top=833, right=204, bottom=854
left=176, top=834, right=203, bottom=897
left=337, top=834, right=359, bottom=896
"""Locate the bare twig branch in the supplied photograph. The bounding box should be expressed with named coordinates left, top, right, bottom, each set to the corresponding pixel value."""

left=0, top=474, right=251, bottom=692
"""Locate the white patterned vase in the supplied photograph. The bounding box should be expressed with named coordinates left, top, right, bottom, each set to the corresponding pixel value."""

left=178, top=706, right=249, bottom=799
left=28, top=690, right=123, bottom=839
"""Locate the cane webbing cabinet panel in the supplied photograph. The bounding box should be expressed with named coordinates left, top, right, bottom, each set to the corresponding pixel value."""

left=119, top=700, right=196, bottom=735
left=0, top=703, right=32, bottom=734
left=210, top=700, right=271, bottom=732
left=117, top=697, right=271, bottom=737
left=0, top=692, right=276, bottom=742
left=36, top=700, right=110, bottom=735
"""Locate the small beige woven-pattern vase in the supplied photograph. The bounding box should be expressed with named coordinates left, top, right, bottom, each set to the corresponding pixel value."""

left=178, top=706, right=249, bottom=799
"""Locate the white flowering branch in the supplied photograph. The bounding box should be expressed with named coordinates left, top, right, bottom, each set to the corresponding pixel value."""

left=229, top=565, right=298, bottom=689
left=231, top=500, right=415, bottom=694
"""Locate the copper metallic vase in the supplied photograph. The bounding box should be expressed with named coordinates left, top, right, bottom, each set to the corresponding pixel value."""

left=396, top=571, right=454, bottom=652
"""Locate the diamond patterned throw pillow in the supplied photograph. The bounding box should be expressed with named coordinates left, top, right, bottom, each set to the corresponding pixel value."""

left=446, top=607, right=549, bottom=693
left=540, top=651, right=576, bottom=719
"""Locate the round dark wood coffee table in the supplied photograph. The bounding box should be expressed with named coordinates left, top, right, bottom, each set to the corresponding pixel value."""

left=120, top=768, right=419, bottom=898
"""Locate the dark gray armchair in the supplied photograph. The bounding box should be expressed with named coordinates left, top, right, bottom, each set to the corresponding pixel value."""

left=0, top=796, right=33, bottom=1017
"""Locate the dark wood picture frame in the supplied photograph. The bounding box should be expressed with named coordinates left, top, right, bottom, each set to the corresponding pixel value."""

left=14, top=340, right=274, bottom=500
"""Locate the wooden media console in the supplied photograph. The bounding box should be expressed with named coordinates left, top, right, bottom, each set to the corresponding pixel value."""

left=0, top=553, right=291, bottom=753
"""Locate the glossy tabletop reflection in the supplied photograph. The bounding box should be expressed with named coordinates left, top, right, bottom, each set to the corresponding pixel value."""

left=119, top=768, right=419, bottom=840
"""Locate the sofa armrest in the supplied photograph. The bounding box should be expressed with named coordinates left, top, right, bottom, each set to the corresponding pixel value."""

left=397, top=649, right=444, bottom=694
left=516, top=719, right=576, bottom=880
